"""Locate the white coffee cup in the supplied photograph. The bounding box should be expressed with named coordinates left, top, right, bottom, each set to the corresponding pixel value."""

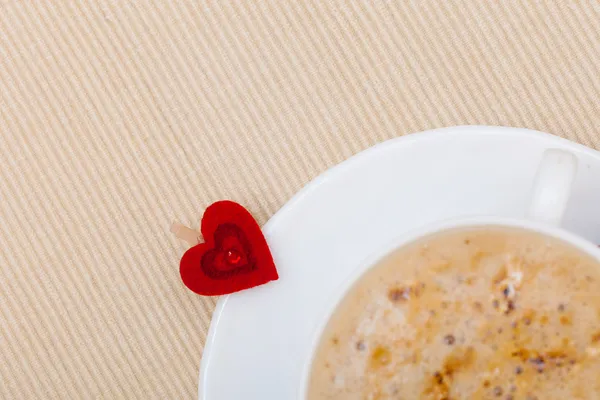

left=299, top=148, right=597, bottom=398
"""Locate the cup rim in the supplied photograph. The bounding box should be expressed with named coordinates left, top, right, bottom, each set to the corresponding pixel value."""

left=298, top=216, right=600, bottom=399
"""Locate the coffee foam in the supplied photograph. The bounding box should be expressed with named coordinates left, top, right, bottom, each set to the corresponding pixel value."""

left=308, top=227, right=600, bottom=399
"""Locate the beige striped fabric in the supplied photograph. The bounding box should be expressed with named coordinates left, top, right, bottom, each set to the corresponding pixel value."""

left=1, top=1, right=599, bottom=398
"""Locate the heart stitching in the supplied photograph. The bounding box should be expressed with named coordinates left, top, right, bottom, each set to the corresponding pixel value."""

left=200, top=223, right=256, bottom=280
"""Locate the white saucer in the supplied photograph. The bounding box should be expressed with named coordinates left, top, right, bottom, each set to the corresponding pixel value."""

left=199, top=126, right=600, bottom=399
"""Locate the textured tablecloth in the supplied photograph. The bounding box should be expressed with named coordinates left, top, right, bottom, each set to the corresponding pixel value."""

left=1, top=1, right=599, bottom=398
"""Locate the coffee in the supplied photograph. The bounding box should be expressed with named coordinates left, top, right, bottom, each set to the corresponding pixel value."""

left=308, top=227, right=600, bottom=399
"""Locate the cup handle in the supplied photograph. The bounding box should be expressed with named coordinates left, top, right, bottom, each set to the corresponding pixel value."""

left=527, top=149, right=578, bottom=226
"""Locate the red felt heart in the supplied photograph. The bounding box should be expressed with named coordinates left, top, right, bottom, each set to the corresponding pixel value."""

left=180, top=201, right=278, bottom=296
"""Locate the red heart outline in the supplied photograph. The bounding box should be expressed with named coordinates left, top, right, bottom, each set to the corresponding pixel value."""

left=180, top=201, right=279, bottom=296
